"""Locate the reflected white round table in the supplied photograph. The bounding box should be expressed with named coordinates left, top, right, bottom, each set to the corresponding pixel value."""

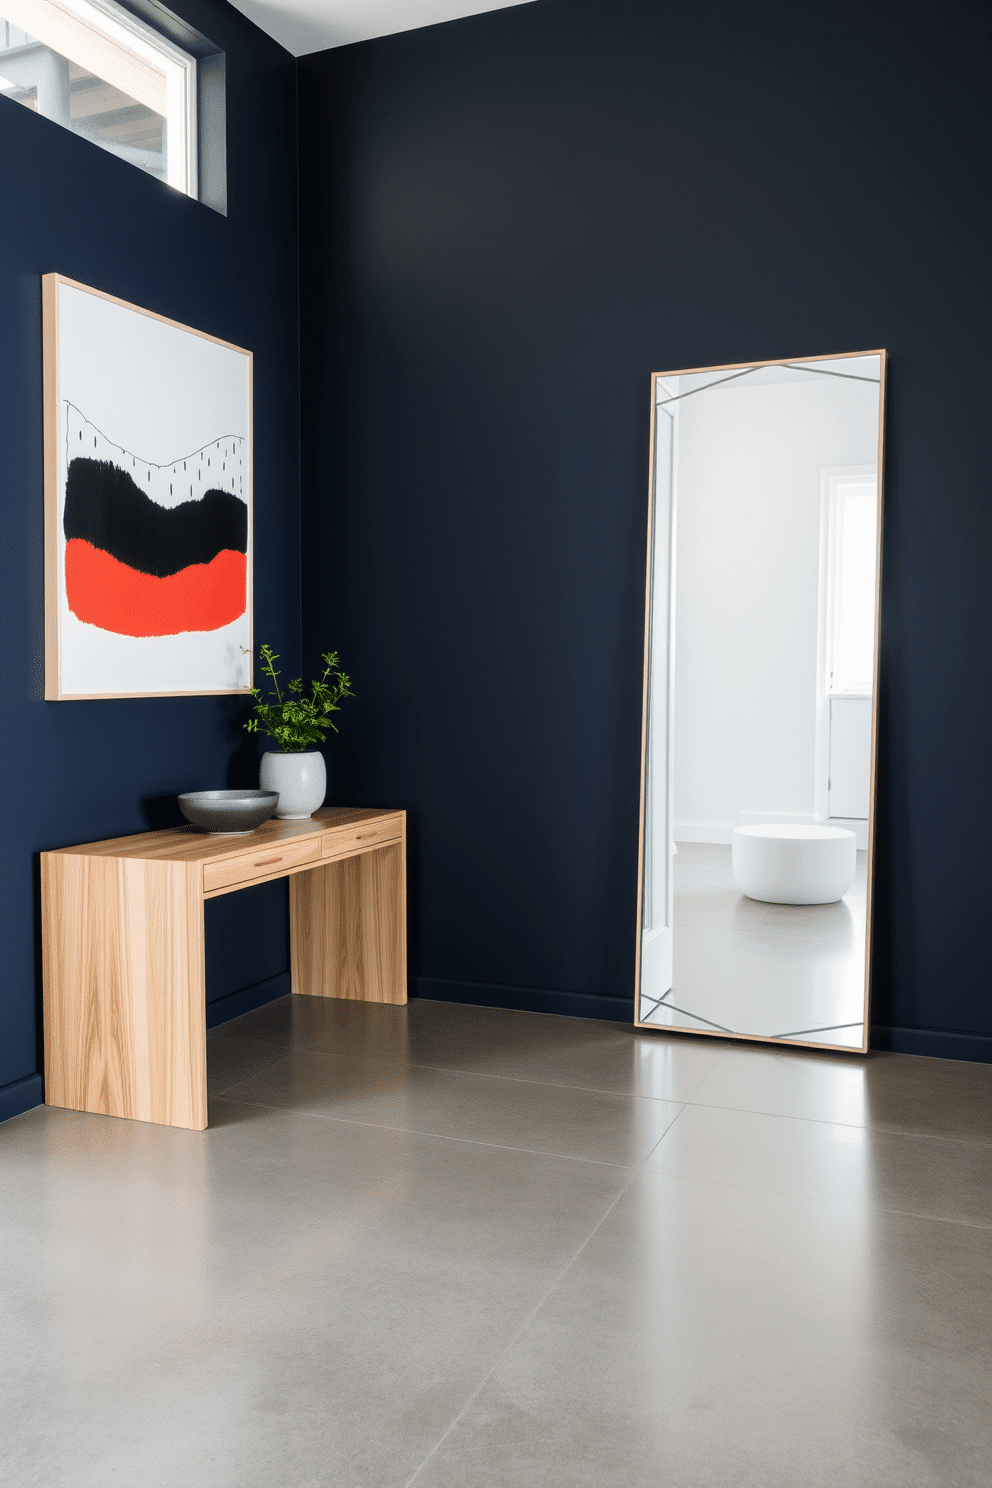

left=732, top=824, right=857, bottom=905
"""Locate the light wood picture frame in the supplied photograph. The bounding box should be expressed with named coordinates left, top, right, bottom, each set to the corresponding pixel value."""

left=43, top=273, right=253, bottom=700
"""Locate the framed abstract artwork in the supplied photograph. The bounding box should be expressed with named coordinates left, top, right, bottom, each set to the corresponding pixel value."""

left=43, top=274, right=253, bottom=699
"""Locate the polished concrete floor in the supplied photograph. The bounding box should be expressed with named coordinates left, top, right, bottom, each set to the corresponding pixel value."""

left=3, top=996, right=991, bottom=1487
left=642, top=843, right=868, bottom=1047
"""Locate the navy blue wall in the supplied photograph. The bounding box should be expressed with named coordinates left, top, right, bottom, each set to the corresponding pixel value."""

left=0, top=0, right=300, bottom=1122
left=297, top=0, right=992, bottom=1058
left=2, top=0, right=988, bottom=1119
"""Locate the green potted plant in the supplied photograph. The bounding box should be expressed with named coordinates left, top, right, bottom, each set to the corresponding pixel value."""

left=246, top=644, right=354, bottom=819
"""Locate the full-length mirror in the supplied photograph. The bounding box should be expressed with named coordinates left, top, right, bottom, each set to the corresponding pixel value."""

left=636, top=352, right=885, bottom=1050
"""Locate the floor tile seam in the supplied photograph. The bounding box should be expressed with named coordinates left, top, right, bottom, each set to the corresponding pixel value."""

left=638, top=1099, right=693, bottom=1168
left=869, top=1124, right=992, bottom=1149
left=642, top=1162, right=992, bottom=1227
left=416, top=999, right=634, bottom=1031
left=208, top=1058, right=290, bottom=1098
left=215, top=1040, right=696, bottom=1108
left=871, top=1206, right=992, bottom=1231
left=211, top=1019, right=730, bottom=1101
left=207, top=1029, right=284, bottom=1049
left=400, top=1165, right=642, bottom=1488
left=681, top=1097, right=992, bottom=1145
left=209, top=1097, right=644, bottom=1172
left=675, top=1060, right=734, bottom=1105
left=209, top=1077, right=275, bottom=1098
left=207, top=1034, right=292, bottom=1063
left=208, top=1067, right=291, bottom=1098
left=632, top=1037, right=732, bottom=1103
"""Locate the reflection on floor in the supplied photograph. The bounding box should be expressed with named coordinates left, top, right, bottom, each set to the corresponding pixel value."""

left=641, top=842, right=867, bottom=1047
left=4, top=997, right=991, bottom=1487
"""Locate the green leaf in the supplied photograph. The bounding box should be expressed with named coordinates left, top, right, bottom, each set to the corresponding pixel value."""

left=243, top=644, right=355, bottom=750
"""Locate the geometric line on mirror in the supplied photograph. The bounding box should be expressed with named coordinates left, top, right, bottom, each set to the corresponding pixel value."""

left=770, top=1021, right=864, bottom=1040
left=641, top=980, right=864, bottom=1044
left=639, top=993, right=725, bottom=1029
left=655, top=361, right=881, bottom=409
left=644, top=996, right=737, bottom=1035
left=638, top=991, right=667, bottom=1013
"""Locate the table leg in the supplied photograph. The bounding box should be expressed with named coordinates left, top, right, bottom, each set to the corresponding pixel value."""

left=41, top=853, right=207, bottom=1130
left=289, top=843, right=407, bottom=1003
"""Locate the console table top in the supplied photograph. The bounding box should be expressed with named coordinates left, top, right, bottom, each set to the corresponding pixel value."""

left=45, top=806, right=404, bottom=865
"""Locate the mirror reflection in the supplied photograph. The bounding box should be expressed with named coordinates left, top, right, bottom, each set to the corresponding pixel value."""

left=637, top=352, right=885, bottom=1049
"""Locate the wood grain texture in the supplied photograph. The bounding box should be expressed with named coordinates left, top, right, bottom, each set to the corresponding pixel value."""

left=43, top=274, right=61, bottom=701
left=291, top=841, right=407, bottom=1005
left=632, top=370, right=659, bottom=1016
left=42, top=273, right=253, bottom=354
left=41, top=806, right=406, bottom=1128
left=862, top=349, right=888, bottom=1053
left=202, top=838, right=403, bottom=899
left=320, top=815, right=402, bottom=859
left=50, top=807, right=404, bottom=865
left=42, top=852, right=206, bottom=1129
left=202, top=835, right=319, bottom=894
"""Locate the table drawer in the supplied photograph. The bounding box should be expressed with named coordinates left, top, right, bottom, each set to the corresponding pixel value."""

left=203, top=837, right=320, bottom=893
left=321, top=815, right=403, bottom=860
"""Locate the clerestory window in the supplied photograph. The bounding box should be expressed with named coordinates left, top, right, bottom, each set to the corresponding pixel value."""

left=0, top=0, right=225, bottom=210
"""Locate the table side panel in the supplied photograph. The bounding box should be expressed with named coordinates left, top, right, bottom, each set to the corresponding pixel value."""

left=290, top=839, right=406, bottom=1004
left=42, top=853, right=206, bottom=1129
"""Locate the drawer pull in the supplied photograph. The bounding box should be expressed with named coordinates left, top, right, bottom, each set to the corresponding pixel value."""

left=356, top=832, right=378, bottom=840
left=253, top=855, right=283, bottom=867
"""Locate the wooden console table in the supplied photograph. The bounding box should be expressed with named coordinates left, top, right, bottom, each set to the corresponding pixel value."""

left=41, top=807, right=406, bottom=1132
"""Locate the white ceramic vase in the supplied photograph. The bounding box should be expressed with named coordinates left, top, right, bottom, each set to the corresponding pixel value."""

left=259, top=751, right=327, bottom=820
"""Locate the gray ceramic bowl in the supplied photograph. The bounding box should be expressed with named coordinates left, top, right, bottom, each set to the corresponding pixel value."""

left=177, top=789, right=279, bottom=835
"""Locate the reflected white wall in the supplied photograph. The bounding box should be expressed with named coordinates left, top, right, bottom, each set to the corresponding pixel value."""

left=673, top=378, right=878, bottom=842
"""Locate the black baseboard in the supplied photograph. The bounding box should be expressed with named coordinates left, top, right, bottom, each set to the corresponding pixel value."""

left=414, top=976, right=634, bottom=1024
left=0, top=1073, right=44, bottom=1125
left=206, top=971, right=291, bottom=1030
left=413, top=986, right=991, bottom=1062
left=870, top=1024, right=992, bottom=1063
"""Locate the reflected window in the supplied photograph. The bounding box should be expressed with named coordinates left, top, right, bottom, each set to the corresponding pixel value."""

left=826, top=474, right=877, bottom=696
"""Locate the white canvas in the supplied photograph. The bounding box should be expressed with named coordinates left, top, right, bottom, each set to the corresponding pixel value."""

left=47, top=278, right=252, bottom=698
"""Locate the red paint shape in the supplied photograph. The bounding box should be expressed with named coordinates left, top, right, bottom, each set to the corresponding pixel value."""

left=65, top=539, right=247, bottom=637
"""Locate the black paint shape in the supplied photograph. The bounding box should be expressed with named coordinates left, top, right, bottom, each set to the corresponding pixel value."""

left=64, top=458, right=247, bottom=578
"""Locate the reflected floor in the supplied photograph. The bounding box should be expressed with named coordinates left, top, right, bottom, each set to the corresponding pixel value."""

left=641, top=843, right=867, bottom=1046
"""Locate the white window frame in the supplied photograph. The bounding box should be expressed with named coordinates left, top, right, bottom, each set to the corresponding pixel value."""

left=1, top=0, right=196, bottom=194
left=824, top=469, right=878, bottom=697
left=814, top=464, right=877, bottom=822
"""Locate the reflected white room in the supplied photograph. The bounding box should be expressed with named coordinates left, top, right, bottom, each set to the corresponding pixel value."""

left=637, top=353, right=884, bottom=1049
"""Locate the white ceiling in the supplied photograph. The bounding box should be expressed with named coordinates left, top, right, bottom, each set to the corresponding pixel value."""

left=226, top=0, right=536, bottom=59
